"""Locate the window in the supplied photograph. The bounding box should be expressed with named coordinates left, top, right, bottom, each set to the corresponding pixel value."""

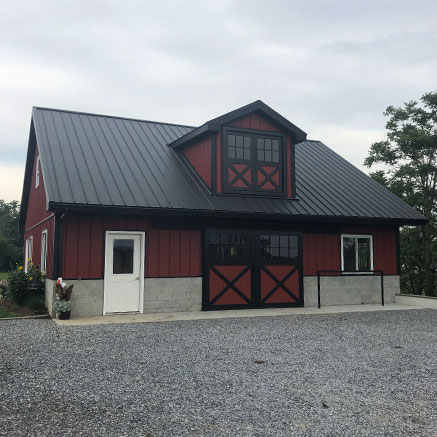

left=257, top=138, right=280, bottom=162
left=25, top=236, right=33, bottom=272
left=113, top=239, right=134, bottom=274
left=208, top=232, right=251, bottom=263
left=227, top=134, right=251, bottom=160
left=41, top=230, right=48, bottom=273
left=341, top=235, right=373, bottom=272
left=224, top=129, right=284, bottom=194
left=260, top=234, right=299, bottom=262
left=36, top=156, right=40, bottom=188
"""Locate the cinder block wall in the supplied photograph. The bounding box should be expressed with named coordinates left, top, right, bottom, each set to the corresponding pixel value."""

left=304, top=275, right=400, bottom=307
left=143, top=277, right=202, bottom=313
left=44, top=278, right=56, bottom=317
left=50, top=277, right=202, bottom=317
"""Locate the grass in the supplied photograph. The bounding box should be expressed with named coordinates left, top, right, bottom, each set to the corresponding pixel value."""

left=0, top=272, right=8, bottom=280
left=0, top=307, right=21, bottom=318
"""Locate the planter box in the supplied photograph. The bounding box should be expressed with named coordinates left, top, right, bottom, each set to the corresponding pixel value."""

left=395, top=294, right=437, bottom=309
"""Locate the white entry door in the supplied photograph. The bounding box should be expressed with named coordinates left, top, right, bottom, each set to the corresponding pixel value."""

left=104, top=232, right=144, bottom=314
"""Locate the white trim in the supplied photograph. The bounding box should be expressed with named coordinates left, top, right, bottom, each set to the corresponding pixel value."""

left=25, top=236, right=33, bottom=272
left=341, top=234, right=373, bottom=273
left=103, top=231, right=145, bottom=315
left=35, top=156, right=40, bottom=188
left=41, top=229, right=48, bottom=273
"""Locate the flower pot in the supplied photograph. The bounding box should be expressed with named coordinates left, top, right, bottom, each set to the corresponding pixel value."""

left=59, top=310, right=71, bottom=320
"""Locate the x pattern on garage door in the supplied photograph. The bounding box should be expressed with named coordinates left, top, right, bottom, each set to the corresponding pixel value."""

left=204, top=230, right=303, bottom=310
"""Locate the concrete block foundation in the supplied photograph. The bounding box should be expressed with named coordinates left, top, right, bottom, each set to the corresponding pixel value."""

left=304, top=275, right=400, bottom=307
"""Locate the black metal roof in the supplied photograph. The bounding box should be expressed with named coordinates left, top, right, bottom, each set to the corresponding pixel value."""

left=24, top=105, right=426, bottom=225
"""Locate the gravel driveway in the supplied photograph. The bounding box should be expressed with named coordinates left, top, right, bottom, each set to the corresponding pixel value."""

left=1, top=309, right=436, bottom=436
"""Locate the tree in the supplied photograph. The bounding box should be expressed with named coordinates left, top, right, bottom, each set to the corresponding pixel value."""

left=365, top=91, right=437, bottom=296
left=0, top=200, right=22, bottom=271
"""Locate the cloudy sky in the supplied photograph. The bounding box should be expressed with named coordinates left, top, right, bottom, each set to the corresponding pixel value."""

left=1, top=0, right=436, bottom=202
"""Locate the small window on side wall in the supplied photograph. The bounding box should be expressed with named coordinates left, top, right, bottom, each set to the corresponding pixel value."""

left=41, top=230, right=48, bottom=273
left=25, top=236, right=33, bottom=272
left=341, top=234, right=373, bottom=272
left=36, top=156, right=41, bottom=188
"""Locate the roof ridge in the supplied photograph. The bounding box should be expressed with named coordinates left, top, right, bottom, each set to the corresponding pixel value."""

left=32, top=106, right=197, bottom=129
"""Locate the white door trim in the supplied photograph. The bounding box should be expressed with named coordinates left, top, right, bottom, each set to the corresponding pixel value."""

left=103, top=231, right=145, bottom=315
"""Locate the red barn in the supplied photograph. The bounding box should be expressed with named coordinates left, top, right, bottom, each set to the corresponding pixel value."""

left=19, top=101, right=425, bottom=317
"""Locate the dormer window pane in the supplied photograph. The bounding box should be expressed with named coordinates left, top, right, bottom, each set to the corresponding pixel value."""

left=272, top=151, right=279, bottom=162
left=228, top=147, right=235, bottom=158
left=265, top=150, right=272, bottom=161
left=236, top=148, right=243, bottom=159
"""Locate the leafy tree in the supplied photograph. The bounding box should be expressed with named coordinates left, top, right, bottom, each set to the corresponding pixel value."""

left=365, top=91, right=437, bottom=296
left=0, top=200, right=22, bottom=271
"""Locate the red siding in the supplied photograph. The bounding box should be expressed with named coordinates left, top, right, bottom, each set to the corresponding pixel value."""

left=23, top=144, right=54, bottom=276
left=227, top=112, right=280, bottom=132
left=303, top=233, right=341, bottom=276
left=303, top=226, right=398, bottom=276
left=182, top=136, right=211, bottom=188
left=61, top=215, right=202, bottom=279
left=341, top=225, right=398, bottom=275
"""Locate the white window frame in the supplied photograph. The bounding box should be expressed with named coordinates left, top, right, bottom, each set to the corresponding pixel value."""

left=36, top=156, right=41, bottom=188
left=25, top=236, right=33, bottom=272
left=41, top=229, right=48, bottom=273
left=341, top=234, right=373, bottom=273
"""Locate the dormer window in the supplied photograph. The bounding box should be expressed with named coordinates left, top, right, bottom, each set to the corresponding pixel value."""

left=36, top=156, right=40, bottom=188
left=223, top=128, right=285, bottom=195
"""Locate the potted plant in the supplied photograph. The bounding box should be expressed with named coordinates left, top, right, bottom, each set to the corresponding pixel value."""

left=54, top=278, right=74, bottom=320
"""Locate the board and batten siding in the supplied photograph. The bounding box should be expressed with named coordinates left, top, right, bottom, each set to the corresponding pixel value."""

left=182, top=136, right=211, bottom=188
left=23, top=144, right=55, bottom=277
left=302, top=225, right=398, bottom=276
left=61, top=215, right=202, bottom=280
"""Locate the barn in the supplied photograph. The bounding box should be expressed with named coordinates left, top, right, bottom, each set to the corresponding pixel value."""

left=19, top=100, right=426, bottom=317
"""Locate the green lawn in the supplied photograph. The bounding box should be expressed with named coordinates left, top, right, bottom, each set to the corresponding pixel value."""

left=0, top=272, right=8, bottom=280
left=0, top=307, right=21, bottom=318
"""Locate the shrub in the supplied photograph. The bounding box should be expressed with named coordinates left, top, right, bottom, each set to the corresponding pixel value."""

left=7, top=261, right=45, bottom=306
left=7, top=265, right=28, bottom=305
left=53, top=300, right=71, bottom=314
left=26, top=295, right=45, bottom=313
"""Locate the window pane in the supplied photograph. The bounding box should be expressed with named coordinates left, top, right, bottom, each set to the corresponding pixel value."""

left=280, top=235, right=288, bottom=247
left=265, top=138, right=272, bottom=150
left=244, top=136, right=251, bottom=147
left=228, top=147, right=235, bottom=158
left=228, top=135, right=235, bottom=146
left=265, top=150, right=272, bottom=161
left=272, top=151, right=279, bottom=162
left=272, top=140, right=279, bottom=151
left=270, top=247, right=279, bottom=259
left=236, top=148, right=243, bottom=159
left=280, top=247, right=289, bottom=259
left=358, top=238, right=371, bottom=271
left=113, top=239, right=134, bottom=274
left=244, top=148, right=251, bottom=160
left=258, top=150, right=264, bottom=161
left=270, top=235, right=279, bottom=247
left=343, top=237, right=356, bottom=271
left=236, top=135, right=243, bottom=147
left=257, top=138, right=264, bottom=149
left=209, top=234, right=219, bottom=244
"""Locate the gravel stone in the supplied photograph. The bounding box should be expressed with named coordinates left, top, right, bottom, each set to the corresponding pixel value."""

left=1, top=309, right=436, bottom=436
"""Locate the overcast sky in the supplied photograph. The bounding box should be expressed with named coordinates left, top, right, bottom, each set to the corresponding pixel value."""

left=1, top=0, right=436, bottom=202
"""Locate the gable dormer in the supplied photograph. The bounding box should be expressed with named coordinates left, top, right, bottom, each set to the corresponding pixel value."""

left=170, top=100, right=307, bottom=198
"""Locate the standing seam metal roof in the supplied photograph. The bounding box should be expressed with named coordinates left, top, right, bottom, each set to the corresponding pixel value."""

left=30, top=106, right=426, bottom=224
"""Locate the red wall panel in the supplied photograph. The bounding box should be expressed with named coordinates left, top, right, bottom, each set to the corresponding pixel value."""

left=227, top=112, right=280, bottom=132
left=303, top=225, right=398, bottom=276
left=23, top=144, right=55, bottom=277
left=303, top=233, right=341, bottom=276
left=61, top=215, right=202, bottom=279
left=182, top=136, right=211, bottom=188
